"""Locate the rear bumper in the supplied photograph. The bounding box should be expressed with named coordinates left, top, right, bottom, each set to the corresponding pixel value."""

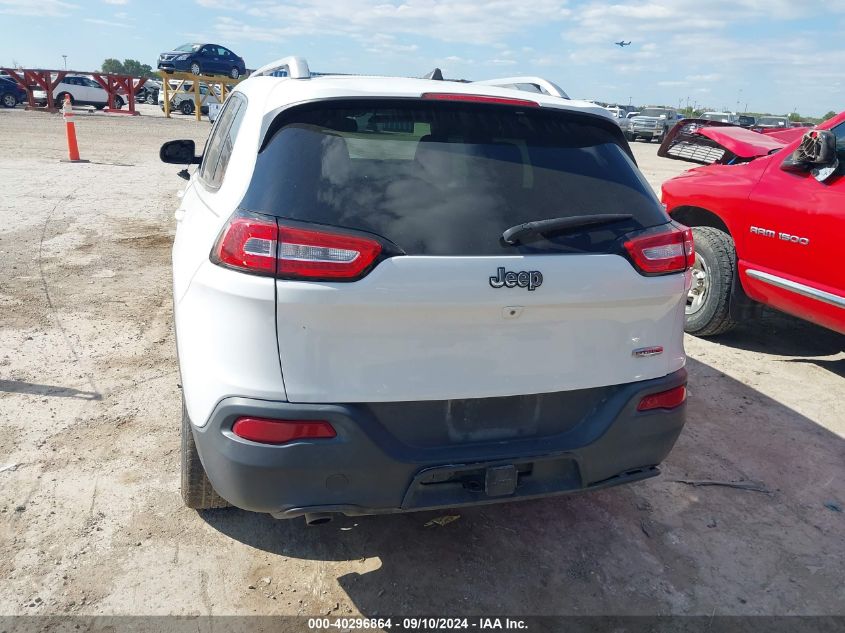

left=191, top=368, right=687, bottom=518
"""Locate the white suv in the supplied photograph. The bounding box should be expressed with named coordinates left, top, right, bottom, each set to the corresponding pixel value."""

left=161, top=57, right=691, bottom=525
left=33, top=74, right=125, bottom=109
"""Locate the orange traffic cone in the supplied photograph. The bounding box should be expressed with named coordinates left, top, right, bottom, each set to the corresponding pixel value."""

left=61, top=94, right=86, bottom=163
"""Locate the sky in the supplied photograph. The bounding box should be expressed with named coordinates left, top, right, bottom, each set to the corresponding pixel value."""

left=1, top=0, right=843, bottom=117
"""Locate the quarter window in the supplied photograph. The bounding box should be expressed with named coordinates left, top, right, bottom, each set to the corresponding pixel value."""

left=199, top=94, right=246, bottom=189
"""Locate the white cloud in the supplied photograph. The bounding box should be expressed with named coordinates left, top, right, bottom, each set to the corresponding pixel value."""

left=196, top=0, right=244, bottom=8
left=201, top=0, right=571, bottom=44
left=85, top=17, right=129, bottom=27
left=102, top=0, right=128, bottom=4
left=0, top=0, right=76, bottom=16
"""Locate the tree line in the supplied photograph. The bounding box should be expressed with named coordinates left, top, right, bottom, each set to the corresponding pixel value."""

left=100, top=58, right=156, bottom=78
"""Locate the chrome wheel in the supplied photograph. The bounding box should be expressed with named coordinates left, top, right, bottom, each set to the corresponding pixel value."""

left=191, top=63, right=201, bottom=76
left=686, top=252, right=710, bottom=315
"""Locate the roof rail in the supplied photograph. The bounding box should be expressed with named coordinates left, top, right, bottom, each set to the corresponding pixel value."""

left=472, top=76, right=569, bottom=99
left=251, top=56, right=310, bottom=79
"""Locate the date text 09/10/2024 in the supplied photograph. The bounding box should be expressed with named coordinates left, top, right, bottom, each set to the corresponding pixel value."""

left=307, top=617, right=529, bottom=630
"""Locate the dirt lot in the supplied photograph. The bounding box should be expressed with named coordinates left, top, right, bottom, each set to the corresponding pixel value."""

left=0, top=107, right=843, bottom=618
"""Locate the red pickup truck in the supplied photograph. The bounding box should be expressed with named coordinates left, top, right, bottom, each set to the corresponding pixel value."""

left=658, top=114, right=845, bottom=336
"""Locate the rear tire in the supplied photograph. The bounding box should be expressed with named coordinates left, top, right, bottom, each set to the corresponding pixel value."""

left=191, top=62, right=201, bottom=76
left=684, top=227, right=739, bottom=337
left=113, top=95, right=124, bottom=109
left=2, top=92, right=16, bottom=108
left=230, top=67, right=240, bottom=79
left=181, top=398, right=230, bottom=510
left=56, top=92, right=72, bottom=106
left=180, top=100, right=194, bottom=115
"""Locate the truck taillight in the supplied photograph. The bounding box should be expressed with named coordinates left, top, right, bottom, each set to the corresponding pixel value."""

left=623, top=224, right=694, bottom=276
left=211, top=212, right=383, bottom=280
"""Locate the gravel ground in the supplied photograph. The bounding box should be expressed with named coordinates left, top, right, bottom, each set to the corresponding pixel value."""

left=0, top=107, right=843, bottom=617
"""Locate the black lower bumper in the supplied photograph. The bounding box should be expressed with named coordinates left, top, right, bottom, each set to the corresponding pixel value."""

left=192, top=368, right=687, bottom=518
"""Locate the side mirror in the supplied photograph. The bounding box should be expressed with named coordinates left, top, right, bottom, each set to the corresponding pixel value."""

left=782, top=130, right=838, bottom=181
left=160, top=139, right=201, bottom=165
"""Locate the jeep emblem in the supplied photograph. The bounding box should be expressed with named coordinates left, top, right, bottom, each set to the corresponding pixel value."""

left=489, top=267, right=543, bottom=291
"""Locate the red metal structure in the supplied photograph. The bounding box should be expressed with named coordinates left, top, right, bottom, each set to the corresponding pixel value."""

left=0, top=68, right=147, bottom=115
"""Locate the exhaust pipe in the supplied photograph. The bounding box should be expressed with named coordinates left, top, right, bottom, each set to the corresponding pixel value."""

left=304, top=512, right=333, bottom=526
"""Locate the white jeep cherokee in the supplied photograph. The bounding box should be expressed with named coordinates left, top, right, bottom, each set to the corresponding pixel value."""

left=161, top=57, right=691, bottom=525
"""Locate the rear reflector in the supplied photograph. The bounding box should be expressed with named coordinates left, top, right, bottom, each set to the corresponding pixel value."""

left=421, top=92, right=539, bottom=108
left=232, top=417, right=336, bottom=444
left=624, top=224, right=694, bottom=275
left=637, top=385, right=687, bottom=411
left=211, top=211, right=383, bottom=280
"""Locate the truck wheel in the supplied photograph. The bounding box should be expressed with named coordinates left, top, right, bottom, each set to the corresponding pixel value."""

left=180, top=100, right=194, bottom=115
left=685, top=227, right=738, bottom=337
left=181, top=398, right=230, bottom=510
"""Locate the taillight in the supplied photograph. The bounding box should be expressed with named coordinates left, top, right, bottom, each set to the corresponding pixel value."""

left=277, top=225, right=382, bottom=280
left=211, top=211, right=384, bottom=280
left=624, top=224, right=694, bottom=276
left=637, top=385, right=687, bottom=411
left=232, top=417, right=336, bottom=444
left=212, top=210, right=278, bottom=276
left=421, top=92, right=539, bottom=108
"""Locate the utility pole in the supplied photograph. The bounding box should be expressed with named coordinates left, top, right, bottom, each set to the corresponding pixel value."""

left=62, top=55, right=67, bottom=70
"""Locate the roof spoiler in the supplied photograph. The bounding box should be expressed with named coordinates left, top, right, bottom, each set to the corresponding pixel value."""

left=472, top=76, right=569, bottom=99
left=251, top=56, right=311, bottom=79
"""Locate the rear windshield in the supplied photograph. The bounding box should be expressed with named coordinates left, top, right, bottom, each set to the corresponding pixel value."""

left=241, top=100, right=667, bottom=256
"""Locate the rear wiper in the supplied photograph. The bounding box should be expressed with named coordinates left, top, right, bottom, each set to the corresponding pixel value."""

left=501, top=214, right=634, bottom=246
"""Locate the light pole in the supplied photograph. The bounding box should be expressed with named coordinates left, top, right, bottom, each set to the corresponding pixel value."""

left=62, top=55, right=67, bottom=70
